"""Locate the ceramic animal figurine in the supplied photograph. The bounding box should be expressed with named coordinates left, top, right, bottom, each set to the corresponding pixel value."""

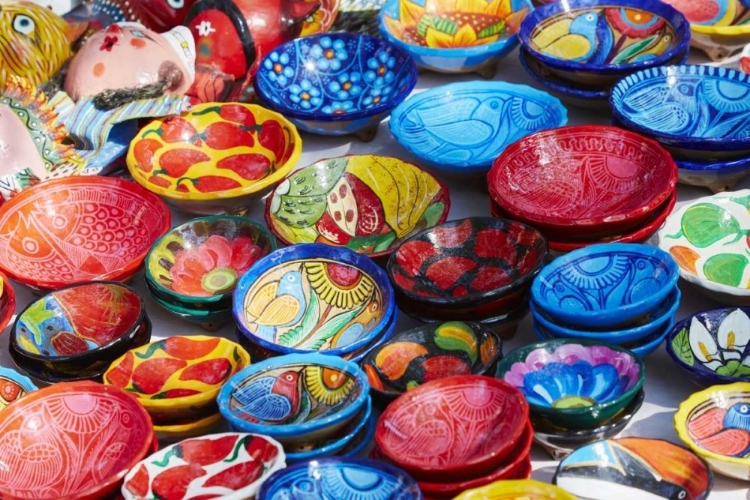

left=184, top=0, right=321, bottom=103
left=85, top=0, right=199, bottom=31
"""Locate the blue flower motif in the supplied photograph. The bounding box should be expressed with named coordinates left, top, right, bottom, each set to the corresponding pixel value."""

left=364, top=51, right=396, bottom=88
left=310, top=37, right=348, bottom=71
left=329, top=72, right=362, bottom=99
left=322, top=101, right=354, bottom=115
left=263, top=52, right=294, bottom=86
left=289, top=80, right=322, bottom=109
left=362, top=85, right=393, bottom=108
left=520, top=361, right=626, bottom=408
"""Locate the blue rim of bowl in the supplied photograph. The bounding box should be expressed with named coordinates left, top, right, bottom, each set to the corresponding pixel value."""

left=519, top=0, right=691, bottom=75
left=233, top=243, right=396, bottom=357
left=218, top=353, right=370, bottom=439
left=518, top=47, right=610, bottom=100
left=0, top=366, right=37, bottom=394
left=254, top=33, right=418, bottom=123
left=346, top=314, right=398, bottom=364
left=341, top=415, right=377, bottom=457
left=677, top=155, right=750, bottom=174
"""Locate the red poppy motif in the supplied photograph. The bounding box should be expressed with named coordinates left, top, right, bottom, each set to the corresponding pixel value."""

left=605, top=8, right=666, bottom=38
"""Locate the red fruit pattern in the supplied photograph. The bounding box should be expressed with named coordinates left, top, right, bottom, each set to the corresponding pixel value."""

left=178, top=176, right=243, bottom=193
left=156, top=149, right=211, bottom=178
left=474, top=228, right=517, bottom=265
left=203, top=461, right=263, bottom=490
left=163, top=337, right=221, bottom=360
left=204, top=122, right=255, bottom=150
left=104, top=351, right=135, bottom=389
left=219, top=105, right=257, bottom=127
left=216, top=154, right=272, bottom=180
left=472, top=267, right=513, bottom=292
left=178, top=358, right=232, bottom=386
left=420, top=356, right=472, bottom=382
left=153, top=388, right=202, bottom=399
left=244, top=434, right=281, bottom=463
left=132, top=139, right=162, bottom=173
left=258, top=120, right=286, bottom=159
left=425, top=256, right=477, bottom=290
left=429, top=219, right=472, bottom=248
left=158, top=117, right=201, bottom=145
left=131, top=358, right=188, bottom=395
left=395, top=241, right=441, bottom=277
left=50, top=332, right=90, bottom=356
left=124, top=464, right=150, bottom=498
left=151, top=464, right=207, bottom=500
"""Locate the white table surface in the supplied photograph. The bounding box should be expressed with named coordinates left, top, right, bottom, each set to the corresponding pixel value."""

left=0, top=47, right=747, bottom=499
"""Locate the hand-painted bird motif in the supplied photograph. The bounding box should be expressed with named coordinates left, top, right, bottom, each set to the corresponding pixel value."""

left=244, top=269, right=307, bottom=342
left=532, top=11, right=613, bottom=63
left=688, top=403, right=750, bottom=457
left=233, top=370, right=302, bottom=423
left=330, top=299, right=381, bottom=349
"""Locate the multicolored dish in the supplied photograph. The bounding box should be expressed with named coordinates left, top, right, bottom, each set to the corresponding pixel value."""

left=0, top=366, right=37, bottom=412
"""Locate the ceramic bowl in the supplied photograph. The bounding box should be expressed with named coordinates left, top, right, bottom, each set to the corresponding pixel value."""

left=153, top=413, right=224, bottom=444
left=146, top=285, right=234, bottom=332
left=378, top=0, right=532, bottom=78
left=218, top=353, right=370, bottom=447
left=127, top=103, right=302, bottom=216
left=497, top=339, right=645, bottom=429
left=0, top=366, right=37, bottom=411
left=657, top=189, right=750, bottom=305
left=233, top=243, right=395, bottom=358
left=0, top=176, right=170, bottom=291
left=531, top=243, right=680, bottom=328
left=487, top=125, right=677, bottom=238
left=454, top=479, right=576, bottom=500
left=0, top=272, right=15, bottom=333
left=375, top=375, right=528, bottom=480
left=254, top=33, right=417, bottom=142
left=677, top=156, right=750, bottom=193
left=340, top=415, right=376, bottom=457
left=554, top=437, right=714, bottom=499
left=0, top=381, right=154, bottom=500
left=258, top=457, right=422, bottom=500
left=389, top=81, right=568, bottom=174
left=519, top=0, right=690, bottom=87
left=302, top=0, right=342, bottom=36
left=675, top=382, right=750, bottom=480
left=146, top=215, right=276, bottom=305
left=362, top=321, right=503, bottom=400
left=122, top=433, right=286, bottom=500
left=104, top=336, right=251, bottom=425
left=264, top=155, right=450, bottom=262
left=667, top=307, right=750, bottom=388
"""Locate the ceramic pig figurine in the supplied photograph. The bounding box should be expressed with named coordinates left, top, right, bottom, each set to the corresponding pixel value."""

left=184, top=0, right=321, bottom=103
left=85, top=0, right=198, bottom=31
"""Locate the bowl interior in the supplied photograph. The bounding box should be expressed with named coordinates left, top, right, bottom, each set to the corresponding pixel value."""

left=663, top=0, right=750, bottom=28
left=266, top=155, right=449, bottom=258
left=680, top=386, right=750, bottom=460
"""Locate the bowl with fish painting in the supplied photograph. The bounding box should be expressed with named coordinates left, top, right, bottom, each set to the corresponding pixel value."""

left=0, top=366, right=37, bottom=412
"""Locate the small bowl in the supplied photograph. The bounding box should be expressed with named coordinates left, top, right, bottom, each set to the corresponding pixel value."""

left=233, top=243, right=395, bottom=358
left=496, top=339, right=645, bottom=429
left=153, top=413, right=224, bottom=444
left=379, top=0, right=533, bottom=78
left=554, top=438, right=714, bottom=499
left=375, top=375, right=529, bottom=480
left=0, top=176, right=170, bottom=291
left=254, top=33, right=417, bottom=142
left=127, top=103, right=302, bottom=215
left=122, top=433, right=286, bottom=500
left=264, top=155, right=450, bottom=262
left=0, top=366, right=37, bottom=411
left=677, top=155, right=750, bottom=193
left=218, top=353, right=370, bottom=447
left=104, top=336, right=251, bottom=425
left=0, top=381, right=154, bottom=500
left=389, top=81, right=568, bottom=174
left=531, top=243, right=679, bottom=328
left=454, top=479, right=577, bottom=500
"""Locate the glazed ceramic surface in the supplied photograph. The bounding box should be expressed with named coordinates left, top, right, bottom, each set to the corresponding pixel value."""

left=454, top=479, right=576, bottom=500
left=265, top=155, right=449, bottom=259
left=153, top=413, right=224, bottom=443
left=554, top=438, right=714, bottom=500
left=676, top=154, right=750, bottom=193
left=87, top=0, right=198, bottom=30
left=301, top=0, right=341, bottom=35
left=389, top=81, right=568, bottom=173
left=0, top=274, right=16, bottom=335
left=0, top=366, right=37, bottom=412
left=122, top=433, right=285, bottom=500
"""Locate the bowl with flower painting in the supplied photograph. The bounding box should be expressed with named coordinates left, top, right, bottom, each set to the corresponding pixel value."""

left=103, top=336, right=251, bottom=425
left=0, top=366, right=37, bottom=412
left=454, top=479, right=577, bottom=500
left=496, top=339, right=645, bottom=429
left=264, top=155, right=450, bottom=263
left=254, top=33, right=417, bottom=142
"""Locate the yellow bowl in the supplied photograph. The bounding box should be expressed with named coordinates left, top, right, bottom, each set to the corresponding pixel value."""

left=664, top=0, right=750, bottom=60
left=453, top=479, right=576, bottom=499
left=154, top=413, right=224, bottom=443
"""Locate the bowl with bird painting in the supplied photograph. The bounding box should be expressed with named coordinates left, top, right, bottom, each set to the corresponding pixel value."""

left=264, top=155, right=450, bottom=263
left=455, top=479, right=576, bottom=500
left=0, top=366, right=37, bottom=412
left=378, top=0, right=533, bottom=78
left=218, top=353, right=370, bottom=447
left=519, top=0, right=691, bottom=87
left=233, top=243, right=396, bottom=359
left=389, top=81, right=568, bottom=175
left=103, top=336, right=251, bottom=425
left=253, top=33, right=417, bottom=142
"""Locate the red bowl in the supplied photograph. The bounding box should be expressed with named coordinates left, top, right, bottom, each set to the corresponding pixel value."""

left=0, top=177, right=171, bottom=291
left=488, top=125, right=676, bottom=237
left=375, top=375, right=529, bottom=481
left=0, top=381, right=154, bottom=500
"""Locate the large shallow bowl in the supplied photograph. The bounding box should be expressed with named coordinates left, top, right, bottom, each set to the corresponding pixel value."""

left=0, top=366, right=37, bottom=411
left=455, top=479, right=576, bottom=500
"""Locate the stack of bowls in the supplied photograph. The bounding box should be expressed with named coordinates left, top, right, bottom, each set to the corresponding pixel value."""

left=372, top=375, right=532, bottom=498
left=144, top=215, right=277, bottom=331
left=529, top=243, right=681, bottom=358
left=518, top=0, right=690, bottom=107
left=218, top=353, right=374, bottom=464
left=488, top=126, right=678, bottom=255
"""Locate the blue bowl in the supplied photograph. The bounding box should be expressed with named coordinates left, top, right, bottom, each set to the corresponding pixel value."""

left=258, top=457, right=423, bottom=500
left=254, top=33, right=417, bottom=140
left=233, top=243, right=396, bottom=358
left=531, top=243, right=679, bottom=328
left=340, top=415, right=376, bottom=457
left=677, top=155, right=750, bottom=192
left=389, top=81, right=568, bottom=174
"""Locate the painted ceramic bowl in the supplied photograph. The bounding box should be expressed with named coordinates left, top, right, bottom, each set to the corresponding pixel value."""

left=519, top=0, right=690, bottom=86
left=254, top=33, right=417, bottom=142
left=264, top=155, right=450, bottom=261
left=362, top=321, right=503, bottom=400
left=487, top=126, right=677, bottom=238
left=258, top=457, right=422, bottom=500
left=233, top=243, right=395, bottom=358
left=122, top=433, right=286, bottom=500
left=146, top=215, right=276, bottom=305
left=667, top=308, right=750, bottom=388
left=153, top=413, right=224, bottom=444
left=218, top=353, right=370, bottom=447
left=0, top=176, right=170, bottom=291
left=0, top=366, right=37, bottom=412
left=302, top=0, right=342, bottom=35
left=103, top=336, right=251, bottom=425
left=675, top=382, right=750, bottom=480
left=0, top=272, right=15, bottom=334
left=389, top=81, right=567, bottom=174
left=531, top=243, right=679, bottom=328
left=496, top=339, right=645, bottom=429
left=379, top=0, right=532, bottom=78
left=339, top=414, right=376, bottom=457
left=554, top=438, right=714, bottom=499
left=375, top=375, right=528, bottom=480
left=657, top=190, right=750, bottom=305
left=454, top=479, right=576, bottom=500
left=127, top=103, right=302, bottom=216
left=0, top=381, right=154, bottom=500
left=677, top=155, right=750, bottom=193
